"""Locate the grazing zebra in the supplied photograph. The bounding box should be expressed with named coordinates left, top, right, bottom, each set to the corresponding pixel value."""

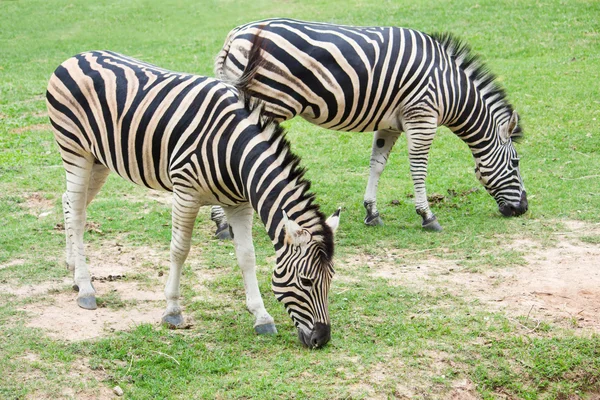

left=210, top=18, right=527, bottom=235
left=46, top=50, right=341, bottom=348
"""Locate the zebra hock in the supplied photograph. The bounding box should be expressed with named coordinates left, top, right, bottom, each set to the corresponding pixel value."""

left=46, top=51, right=341, bottom=348
left=210, top=18, right=527, bottom=234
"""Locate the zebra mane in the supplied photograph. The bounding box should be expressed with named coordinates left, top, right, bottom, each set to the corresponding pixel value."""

left=242, top=96, right=335, bottom=264
left=430, top=32, right=523, bottom=140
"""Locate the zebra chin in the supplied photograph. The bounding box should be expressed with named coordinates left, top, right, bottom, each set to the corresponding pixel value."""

left=298, top=322, right=331, bottom=349
left=498, top=190, right=528, bottom=217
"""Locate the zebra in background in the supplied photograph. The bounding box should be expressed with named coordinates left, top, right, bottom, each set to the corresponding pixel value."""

left=46, top=50, right=341, bottom=348
left=210, top=18, right=527, bottom=235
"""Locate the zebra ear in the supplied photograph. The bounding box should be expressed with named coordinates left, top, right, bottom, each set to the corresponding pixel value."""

left=283, top=211, right=311, bottom=246
left=325, top=207, right=341, bottom=234
left=500, top=111, right=519, bottom=143
left=508, top=111, right=519, bottom=135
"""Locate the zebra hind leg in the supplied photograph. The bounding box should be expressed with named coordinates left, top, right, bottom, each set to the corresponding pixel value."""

left=62, top=156, right=98, bottom=309
left=65, top=162, right=111, bottom=292
left=210, top=206, right=232, bottom=240
left=224, top=204, right=277, bottom=335
left=162, top=189, right=201, bottom=328
left=363, top=130, right=401, bottom=226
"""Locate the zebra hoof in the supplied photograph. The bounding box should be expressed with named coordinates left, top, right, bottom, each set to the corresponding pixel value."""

left=422, top=217, right=443, bottom=232
left=254, top=323, right=278, bottom=335
left=162, top=313, right=185, bottom=329
left=77, top=296, right=97, bottom=310
left=364, top=214, right=384, bottom=226
left=215, top=224, right=231, bottom=240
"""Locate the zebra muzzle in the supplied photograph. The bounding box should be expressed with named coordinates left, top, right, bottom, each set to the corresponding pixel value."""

left=499, top=190, right=528, bottom=217
left=298, top=322, right=331, bottom=348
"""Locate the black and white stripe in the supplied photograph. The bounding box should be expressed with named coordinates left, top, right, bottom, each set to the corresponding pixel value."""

left=213, top=18, right=528, bottom=231
left=46, top=50, right=339, bottom=347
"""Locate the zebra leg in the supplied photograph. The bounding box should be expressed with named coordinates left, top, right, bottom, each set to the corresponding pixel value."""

left=63, top=156, right=98, bottom=309
left=405, top=121, right=443, bottom=231
left=223, top=204, right=277, bottom=335
left=62, top=193, right=75, bottom=272
left=162, top=190, right=201, bottom=328
left=210, top=205, right=231, bottom=240
left=67, top=162, right=111, bottom=290
left=363, top=130, right=401, bottom=226
left=85, top=162, right=111, bottom=207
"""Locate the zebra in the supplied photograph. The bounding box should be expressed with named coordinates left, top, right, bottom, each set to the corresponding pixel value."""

left=45, top=50, right=341, bottom=348
left=209, top=18, right=528, bottom=236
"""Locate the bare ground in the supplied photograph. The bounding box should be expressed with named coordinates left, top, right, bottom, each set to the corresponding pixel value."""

left=15, top=238, right=227, bottom=341
left=365, top=220, right=600, bottom=333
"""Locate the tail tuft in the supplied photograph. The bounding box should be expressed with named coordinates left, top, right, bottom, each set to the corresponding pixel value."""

left=230, top=26, right=267, bottom=97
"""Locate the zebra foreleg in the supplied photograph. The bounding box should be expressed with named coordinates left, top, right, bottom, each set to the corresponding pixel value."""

left=405, top=121, right=443, bottom=232
left=63, top=157, right=97, bottom=309
left=162, top=190, right=201, bottom=328
left=363, top=130, right=401, bottom=226
left=223, top=204, right=277, bottom=335
left=210, top=206, right=232, bottom=240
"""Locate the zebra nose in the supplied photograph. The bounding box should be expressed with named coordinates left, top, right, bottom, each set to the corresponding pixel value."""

left=499, top=190, right=528, bottom=217
left=310, top=322, right=331, bottom=348
left=518, top=190, right=528, bottom=215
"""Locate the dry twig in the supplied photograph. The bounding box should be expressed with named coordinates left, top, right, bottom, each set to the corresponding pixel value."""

left=149, top=350, right=180, bottom=366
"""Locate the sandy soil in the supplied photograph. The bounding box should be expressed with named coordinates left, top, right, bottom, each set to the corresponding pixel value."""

left=367, top=220, right=600, bottom=332
left=15, top=238, right=223, bottom=341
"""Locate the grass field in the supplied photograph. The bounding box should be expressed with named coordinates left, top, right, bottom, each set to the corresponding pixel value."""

left=1, top=0, right=599, bottom=399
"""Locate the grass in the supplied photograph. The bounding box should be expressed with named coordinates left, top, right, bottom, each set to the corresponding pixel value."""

left=1, top=0, right=599, bottom=398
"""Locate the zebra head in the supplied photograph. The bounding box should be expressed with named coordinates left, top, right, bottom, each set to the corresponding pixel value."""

left=273, top=209, right=340, bottom=348
left=474, top=110, right=528, bottom=217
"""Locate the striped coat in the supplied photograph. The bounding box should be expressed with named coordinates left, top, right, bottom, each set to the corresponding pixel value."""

left=213, top=18, right=527, bottom=232
left=46, top=50, right=339, bottom=347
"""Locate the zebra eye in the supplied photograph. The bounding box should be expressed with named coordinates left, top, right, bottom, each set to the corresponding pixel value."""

left=511, top=158, right=519, bottom=168
left=300, top=277, right=313, bottom=288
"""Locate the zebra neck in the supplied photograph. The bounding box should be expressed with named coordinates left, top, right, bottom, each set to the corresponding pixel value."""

left=443, top=78, right=500, bottom=157
left=246, top=165, right=320, bottom=247
left=233, top=122, right=320, bottom=246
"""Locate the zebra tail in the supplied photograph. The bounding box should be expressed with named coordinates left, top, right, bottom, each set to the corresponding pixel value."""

left=214, top=28, right=235, bottom=80
left=231, top=25, right=267, bottom=99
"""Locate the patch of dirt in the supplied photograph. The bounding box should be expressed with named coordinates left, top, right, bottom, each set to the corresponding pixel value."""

left=19, top=240, right=167, bottom=340
left=24, top=192, right=55, bottom=218
left=0, top=277, right=71, bottom=298
left=0, top=258, right=26, bottom=270
left=23, top=282, right=165, bottom=342
left=11, top=123, right=51, bottom=134
left=449, top=379, right=478, bottom=400
left=17, top=239, right=228, bottom=341
left=352, top=220, right=600, bottom=332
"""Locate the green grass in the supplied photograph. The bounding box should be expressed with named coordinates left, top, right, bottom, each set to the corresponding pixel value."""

left=1, top=0, right=599, bottom=399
